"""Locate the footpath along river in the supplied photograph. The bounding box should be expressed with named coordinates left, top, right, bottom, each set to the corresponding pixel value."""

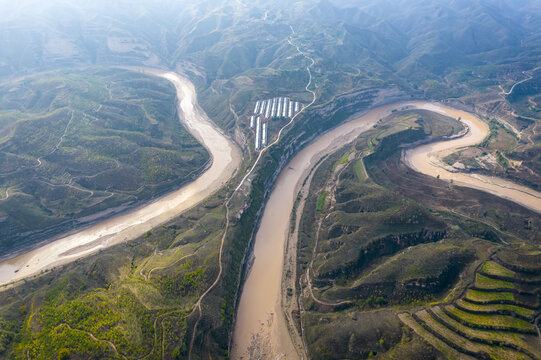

left=0, top=68, right=241, bottom=286
left=231, top=101, right=541, bottom=359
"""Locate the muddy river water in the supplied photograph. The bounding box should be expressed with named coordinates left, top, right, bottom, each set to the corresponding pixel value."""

left=231, top=102, right=541, bottom=359
left=404, top=103, right=541, bottom=214
left=0, top=69, right=241, bottom=285
left=0, top=77, right=539, bottom=357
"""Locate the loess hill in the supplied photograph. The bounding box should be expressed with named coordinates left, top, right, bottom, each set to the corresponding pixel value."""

left=295, top=109, right=541, bottom=359
left=0, top=68, right=209, bottom=256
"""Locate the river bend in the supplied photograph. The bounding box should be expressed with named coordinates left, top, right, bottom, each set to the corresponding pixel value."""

left=0, top=69, right=241, bottom=285
left=232, top=101, right=541, bottom=359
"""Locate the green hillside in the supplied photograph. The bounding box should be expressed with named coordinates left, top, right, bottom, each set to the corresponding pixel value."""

left=0, top=68, right=209, bottom=254
left=294, top=109, right=541, bottom=359
left=0, top=1, right=541, bottom=359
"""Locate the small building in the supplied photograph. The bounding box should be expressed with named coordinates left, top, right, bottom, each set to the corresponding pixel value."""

left=265, top=99, right=271, bottom=118
left=288, top=101, right=293, bottom=118
left=282, top=98, right=289, bottom=117
left=255, top=117, right=261, bottom=150
left=262, top=122, right=267, bottom=147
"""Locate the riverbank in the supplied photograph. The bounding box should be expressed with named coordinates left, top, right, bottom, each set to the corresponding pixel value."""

left=404, top=103, right=541, bottom=214
left=231, top=103, right=402, bottom=359
left=0, top=69, right=241, bottom=288
left=232, top=100, right=541, bottom=358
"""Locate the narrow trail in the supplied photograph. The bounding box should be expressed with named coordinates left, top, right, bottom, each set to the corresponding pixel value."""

left=512, top=110, right=541, bottom=145
left=499, top=66, right=541, bottom=97
left=499, top=66, right=541, bottom=143
left=445, top=209, right=510, bottom=245
left=530, top=119, right=540, bottom=145
left=138, top=249, right=157, bottom=280
left=0, top=108, right=119, bottom=202
left=35, top=110, right=74, bottom=168
left=534, top=314, right=541, bottom=344
left=0, top=109, right=74, bottom=177
left=305, top=162, right=354, bottom=308
left=187, top=26, right=317, bottom=359
left=306, top=267, right=352, bottom=307
left=35, top=178, right=95, bottom=198
left=144, top=252, right=195, bottom=282
left=136, top=309, right=187, bottom=360
left=59, top=323, right=127, bottom=360
left=140, top=218, right=215, bottom=282
left=0, top=110, right=89, bottom=201
left=496, top=66, right=541, bottom=144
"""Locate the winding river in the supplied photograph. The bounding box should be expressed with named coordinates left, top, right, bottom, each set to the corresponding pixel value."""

left=0, top=69, right=241, bottom=286
left=231, top=101, right=541, bottom=359
left=0, top=71, right=539, bottom=358
left=404, top=103, right=541, bottom=213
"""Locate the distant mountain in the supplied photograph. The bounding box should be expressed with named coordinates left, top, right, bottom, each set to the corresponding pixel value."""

left=1, top=0, right=540, bottom=95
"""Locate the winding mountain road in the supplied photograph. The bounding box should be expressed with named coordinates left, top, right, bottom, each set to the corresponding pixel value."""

left=499, top=67, right=541, bottom=97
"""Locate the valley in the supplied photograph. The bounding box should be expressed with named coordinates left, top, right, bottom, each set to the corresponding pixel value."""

left=0, top=1, right=541, bottom=359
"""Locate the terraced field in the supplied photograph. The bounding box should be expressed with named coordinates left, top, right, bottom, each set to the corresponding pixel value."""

left=292, top=108, right=541, bottom=359
left=401, top=250, right=541, bottom=360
